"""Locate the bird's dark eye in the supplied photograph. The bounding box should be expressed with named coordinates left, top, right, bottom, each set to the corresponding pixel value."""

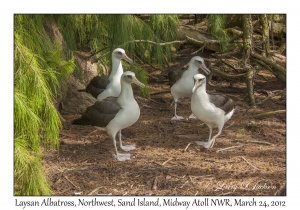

left=198, top=60, right=202, bottom=64
left=127, top=75, right=132, bottom=79
left=117, top=51, right=122, bottom=55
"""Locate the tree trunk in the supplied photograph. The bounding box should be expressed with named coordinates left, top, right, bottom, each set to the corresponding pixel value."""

left=259, top=14, right=270, bottom=57
left=246, top=69, right=256, bottom=106
left=270, top=15, right=275, bottom=49
left=241, top=14, right=253, bottom=67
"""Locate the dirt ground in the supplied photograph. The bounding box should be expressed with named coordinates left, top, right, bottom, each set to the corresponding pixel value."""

left=43, top=48, right=286, bottom=196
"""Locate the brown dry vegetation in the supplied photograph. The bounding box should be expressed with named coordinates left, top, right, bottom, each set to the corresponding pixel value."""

left=43, top=47, right=286, bottom=196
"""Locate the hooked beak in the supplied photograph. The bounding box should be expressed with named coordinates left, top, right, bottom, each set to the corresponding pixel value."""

left=122, top=53, right=133, bottom=64
left=192, top=79, right=204, bottom=93
left=132, top=76, right=145, bottom=88
left=192, top=79, right=199, bottom=93
left=200, top=63, right=210, bottom=75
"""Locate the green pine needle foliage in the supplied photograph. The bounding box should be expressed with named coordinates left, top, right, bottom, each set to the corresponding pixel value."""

left=14, top=14, right=75, bottom=195
left=207, top=14, right=230, bottom=52
left=14, top=135, right=52, bottom=195
left=14, top=14, right=179, bottom=195
left=54, top=14, right=179, bottom=97
left=149, top=15, right=179, bottom=42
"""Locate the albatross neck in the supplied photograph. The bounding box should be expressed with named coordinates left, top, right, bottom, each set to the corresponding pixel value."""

left=117, top=81, right=134, bottom=106
left=183, top=63, right=200, bottom=78
left=109, top=58, right=123, bottom=81
left=194, top=83, right=208, bottom=102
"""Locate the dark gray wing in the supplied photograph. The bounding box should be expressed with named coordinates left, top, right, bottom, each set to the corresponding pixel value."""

left=72, top=97, right=121, bottom=127
left=168, top=68, right=186, bottom=87
left=85, top=83, right=105, bottom=98
left=78, top=75, right=109, bottom=98
left=90, top=75, right=110, bottom=89
left=208, top=94, right=236, bottom=115
left=165, top=56, right=191, bottom=87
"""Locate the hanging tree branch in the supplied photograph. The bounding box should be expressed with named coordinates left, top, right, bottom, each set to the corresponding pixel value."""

left=87, top=46, right=110, bottom=59
left=87, top=39, right=188, bottom=64
left=88, top=36, right=219, bottom=65
left=127, top=39, right=188, bottom=46
left=91, top=51, right=110, bottom=64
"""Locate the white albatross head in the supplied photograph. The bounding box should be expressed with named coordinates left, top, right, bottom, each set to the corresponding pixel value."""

left=190, top=56, right=210, bottom=75
left=192, top=73, right=206, bottom=93
left=113, top=48, right=133, bottom=64
left=121, top=71, right=145, bottom=88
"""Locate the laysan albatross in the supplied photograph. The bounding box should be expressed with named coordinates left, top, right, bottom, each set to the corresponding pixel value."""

left=191, top=74, right=237, bottom=149
left=72, top=71, right=145, bottom=161
left=79, top=48, right=133, bottom=100
left=170, top=56, right=210, bottom=120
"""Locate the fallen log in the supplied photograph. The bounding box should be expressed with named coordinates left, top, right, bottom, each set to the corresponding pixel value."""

left=252, top=110, right=286, bottom=118
left=212, top=68, right=247, bottom=80
left=251, top=52, right=286, bottom=83
left=176, top=25, right=223, bottom=52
